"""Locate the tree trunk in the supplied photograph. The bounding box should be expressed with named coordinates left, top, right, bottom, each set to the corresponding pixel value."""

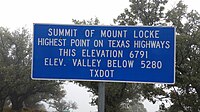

left=10, top=95, right=23, bottom=112
left=0, top=96, right=7, bottom=112
left=0, top=100, right=5, bottom=112
left=11, top=101, right=23, bottom=112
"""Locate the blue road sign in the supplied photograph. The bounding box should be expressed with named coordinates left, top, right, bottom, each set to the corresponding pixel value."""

left=32, top=24, right=175, bottom=84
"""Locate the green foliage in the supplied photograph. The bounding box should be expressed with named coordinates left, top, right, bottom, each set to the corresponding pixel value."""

left=103, top=83, right=141, bottom=112
left=166, top=1, right=200, bottom=112
left=0, top=27, right=66, bottom=111
left=121, top=100, right=147, bottom=112
left=115, top=0, right=200, bottom=112
left=49, top=96, right=78, bottom=112
left=114, top=0, right=168, bottom=26
left=72, top=17, right=100, bottom=25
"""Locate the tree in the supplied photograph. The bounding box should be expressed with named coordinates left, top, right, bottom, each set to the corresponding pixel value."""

left=114, top=0, right=168, bottom=26
left=49, top=91, right=78, bottom=112
left=121, top=96, right=147, bottom=112
left=47, top=84, right=78, bottom=112
left=115, top=0, right=200, bottom=112
left=114, top=0, right=170, bottom=109
left=0, top=27, right=66, bottom=112
left=165, top=1, right=200, bottom=112
left=72, top=17, right=100, bottom=25
left=24, top=95, right=47, bottom=111
left=0, top=27, right=13, bottom=112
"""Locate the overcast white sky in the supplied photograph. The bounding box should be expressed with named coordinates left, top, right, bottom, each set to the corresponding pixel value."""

left=0, top=0, right=130, bottom=29
left=1, top=0, right=200, bottom=112
left=1, top=0, right=200, bottom=29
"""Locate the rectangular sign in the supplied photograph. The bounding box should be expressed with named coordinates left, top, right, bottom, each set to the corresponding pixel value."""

left=32, top=24, right=175, bottom=84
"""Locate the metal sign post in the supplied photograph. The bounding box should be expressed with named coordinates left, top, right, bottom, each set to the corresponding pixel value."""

left=98, top=82, right=105, bottom=112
